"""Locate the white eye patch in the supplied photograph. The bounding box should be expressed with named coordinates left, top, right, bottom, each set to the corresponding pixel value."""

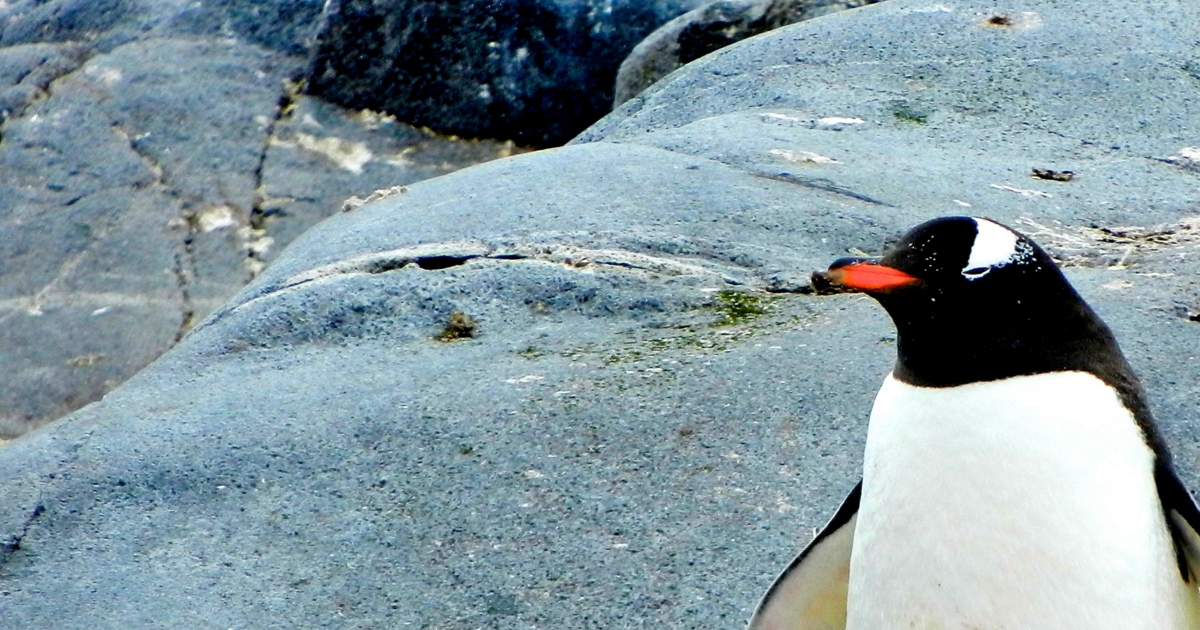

left=963, top=218, right=1020, bottom=279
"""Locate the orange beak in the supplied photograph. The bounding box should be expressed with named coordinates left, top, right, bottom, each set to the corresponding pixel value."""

left=812, top=259, right=920, bottom=294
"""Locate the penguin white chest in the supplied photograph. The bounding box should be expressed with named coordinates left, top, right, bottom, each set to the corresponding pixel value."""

left=846, top=371, right=1200, bottom=630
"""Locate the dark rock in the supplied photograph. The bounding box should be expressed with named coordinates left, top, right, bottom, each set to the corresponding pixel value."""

left=306, top=0, right=711, bottom=146
left=614, top=0, right=883, bottom=106
left=1, top=0, right=1199, bottom=627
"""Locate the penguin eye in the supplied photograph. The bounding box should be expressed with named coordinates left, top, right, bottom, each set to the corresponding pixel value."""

left=962, top=267, right=990, bottom=280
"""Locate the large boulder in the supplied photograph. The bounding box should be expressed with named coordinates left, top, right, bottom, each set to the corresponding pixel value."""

left=614, top=0, right=884, bottom=106
left=2, top=0, right=1199, bottom=627
left=305, top=0, right=712, bottom=147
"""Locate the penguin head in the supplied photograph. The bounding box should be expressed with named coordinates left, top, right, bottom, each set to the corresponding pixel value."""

left=812, top=216, right=1062, bottom=308
left=813, top=216, right=1111, bottom=386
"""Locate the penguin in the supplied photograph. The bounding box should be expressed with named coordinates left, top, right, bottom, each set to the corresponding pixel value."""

left=749, top=216, right=1200, bottom=630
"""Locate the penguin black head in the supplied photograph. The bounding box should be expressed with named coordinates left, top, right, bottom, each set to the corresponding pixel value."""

left=812, top=216, right=1136, bottom=392
left=813, top=216, right=1064, bottom=327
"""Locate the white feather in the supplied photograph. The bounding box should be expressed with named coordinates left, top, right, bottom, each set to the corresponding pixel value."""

left=847, top=372, right=1200, bottom=630
left=963, top=218, right=1021, bottom=279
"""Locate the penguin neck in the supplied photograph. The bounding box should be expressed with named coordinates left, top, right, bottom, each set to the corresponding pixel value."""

left=889, top=301, right=1115, bottom=388
left=885, top=295, right=1160, bottom=448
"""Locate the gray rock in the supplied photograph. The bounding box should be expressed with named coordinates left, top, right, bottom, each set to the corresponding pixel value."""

left=583, top=0, right=1200, bottom=154
left=0, top=0, right=656, bottom=435
left=166, top=0, right=329, bottom=56
left=0, top=0, right=327, bottom=55
left=305, top=0, right=712, bottom=146
left=0, top=42, right=91, bottom=122
left=2, top=0, right=1199, bottom=627
left=0, top=38, right=293, bottom=437
left=0, top=38, right=518, bottom=437
left=614, top=0, right=883, bottom=106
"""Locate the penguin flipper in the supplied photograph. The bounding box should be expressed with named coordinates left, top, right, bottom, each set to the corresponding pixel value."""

left=748, top=481, right=860, bottom=630
left=1156, top=464, right=1200, bottom=583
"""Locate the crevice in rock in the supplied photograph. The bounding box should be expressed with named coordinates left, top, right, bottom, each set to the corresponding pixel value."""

left=764, top=284, right=814, bottom=295
left=1010, top=121, right=1135, bottom=157
left=0, top=243, right=93, bottom=328
left=0, top=501, right=45, bottom=571
left=0, top=43, right=95, bottom=126
left=275, top=243, right=749, bottom=293
left=0, top=183, right=136, bottom=328
left=413, top=255, right=478, bottom=271
left=171, top=239, right=197, bottom=344
left=111, top=122, right=198, bottom=342
left=203, top=240, right=784, bottom=330
left=630, top=141, right=891, bottom=207
left=111, top=123, right=168, bottom=188
left=246, top=77, right=303, bottom=279
left=1156, top=147, right=1200, bottom=174
left=749, top=170, right=892, bottom=206
left=364, top=253, right=484, bottom=274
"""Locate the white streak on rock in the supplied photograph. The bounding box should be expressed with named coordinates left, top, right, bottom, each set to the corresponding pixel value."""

left=990, top=184, right=1051, bottom=198
left=771, top=149, right=839, bottom=164
left=196, top=205, right=238, bottom=233
left=273, top=133, right=373, bottom=174
left=818, top=117, right=865, bottom=126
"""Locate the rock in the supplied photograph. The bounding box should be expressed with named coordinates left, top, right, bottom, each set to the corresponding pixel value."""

left=1, top=0, right=720, bottom=144
left=0, top=0, right=327, bottom=55
left=166, top=0, right=329, bottom=56
left=305, top=0, right=712, bottom=147
left=0, top=42, right=91, bottom=122
left=0, top=0, right=666, bottom=435
left=613, top=0, right=884, bottom=106
left=0, top=38, right=294, bottom=437
left=255, top=94, right=524, bottom=269
left=2, top=0, right=1200, bottom=627
left=0, top=36, right=519, bottom=438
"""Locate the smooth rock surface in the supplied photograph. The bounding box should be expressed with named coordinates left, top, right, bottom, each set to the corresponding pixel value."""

left=2, top=0, right=1200, bottom=628
left=306, top=0, right=711, bottom=146
left=614, top=0, right=883, bottom=106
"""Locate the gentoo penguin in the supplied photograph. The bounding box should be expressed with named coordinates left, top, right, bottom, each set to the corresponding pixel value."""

left=749, top=216, right=1200, bottom=630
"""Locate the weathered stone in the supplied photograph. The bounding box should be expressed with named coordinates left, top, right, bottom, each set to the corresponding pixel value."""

left=0, top=24, right=522, bottom=437
left=306, top=0, right=712, bottom=146
left=0, top=38, right=292, bottom=436
left=0, top=42, right=91, bottom=122
left=0, top=0, right=326, bottom=54
left=166, top=0, right=328, bottom=56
